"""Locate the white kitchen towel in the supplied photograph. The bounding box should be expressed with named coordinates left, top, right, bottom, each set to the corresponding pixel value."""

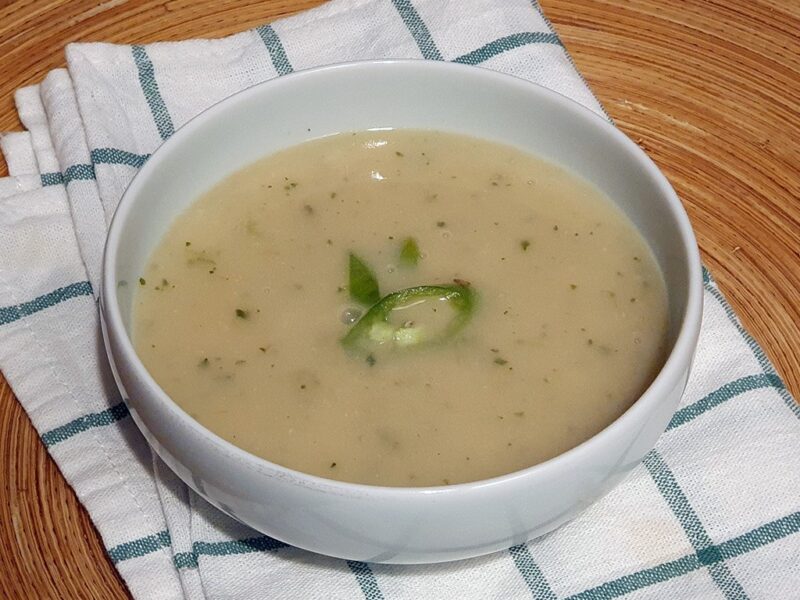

left=1, top=1, right=799, bottom=598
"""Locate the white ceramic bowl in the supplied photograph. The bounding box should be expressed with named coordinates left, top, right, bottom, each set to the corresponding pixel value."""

left=101, top=60, right=703, bottom=564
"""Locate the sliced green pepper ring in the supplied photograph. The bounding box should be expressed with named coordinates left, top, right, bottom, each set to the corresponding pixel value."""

left=341, top=284, right=476, bottom=354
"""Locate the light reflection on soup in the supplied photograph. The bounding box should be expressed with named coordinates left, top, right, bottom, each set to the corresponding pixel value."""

left=133, top=130, right=668, bottom=487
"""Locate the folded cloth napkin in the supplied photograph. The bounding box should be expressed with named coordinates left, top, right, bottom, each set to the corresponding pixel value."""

left=1, top=1, right=799, bottom=598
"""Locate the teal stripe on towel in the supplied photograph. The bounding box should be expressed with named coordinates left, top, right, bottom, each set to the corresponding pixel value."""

left=255, top=24, right=294, bottom=75
left=509, top=544, right=557, bottom=600
left=391, top=0, right=443, bottom=60
left=454, top=32, right=562, bottom=65
left=0, top=281, right=93, bottom=326
left=173, top=551, right=199, bottom=569
left=667, top=373, right=785, bottom=430
left=193, top=535, right=288, bottom=557
left=568, top=554, right=704, bottom=600
left=40, top=172, right=63, bottom=186
left=63, top=163, right=96, bottom=183
left=717, top=511, right=800, bottom=560
left=38, top=164, right=96, bottom=185
left=91, top=147, right=150, bottom=168
left=173, top=536, right=287, bottom=570
left=38, top=148, right=147, bottom=187
left=347, top=561, right=385, bottom=600
left=41, top=402, right=130, bottom=448
left=644, top=451, right=749, bottom=599
left=131, top=45, right=175, bottom=140
left=108, top=530, right=171, bottom=563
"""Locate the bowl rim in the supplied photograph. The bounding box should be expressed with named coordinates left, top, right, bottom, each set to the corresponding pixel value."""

left=102, top=58, right=704, bottom=497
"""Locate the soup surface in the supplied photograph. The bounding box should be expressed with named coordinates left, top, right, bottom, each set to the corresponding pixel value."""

left=134, top=130, right=668, bottom=487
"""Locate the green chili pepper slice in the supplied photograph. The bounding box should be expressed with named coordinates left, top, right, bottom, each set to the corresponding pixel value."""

left=341, top=284, right=476, bottom=354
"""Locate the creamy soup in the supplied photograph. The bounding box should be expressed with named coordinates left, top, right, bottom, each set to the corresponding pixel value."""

left=133, top=130, right=668, bottom=487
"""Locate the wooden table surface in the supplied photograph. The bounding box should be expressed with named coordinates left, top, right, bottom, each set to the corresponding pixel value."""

left=1, top=0, right=798, bottom=597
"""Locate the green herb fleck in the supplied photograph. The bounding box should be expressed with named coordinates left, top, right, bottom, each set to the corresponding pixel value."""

left=138, top=278, right=146, bottom=286
left=520, top=240, right=531, bottom=251
left=399, top=237, right=421, bottom=267
left=259, top=347, right=267, bottom=353
left=395, top=151, right=404, bottom=157
left=330, top=462, right=337, bottom=468
left=570, top=284, right=578, bottom=290
left=198, top=358, right=209, bottom=368
left=235, top=309, right=249, bottom=319
left=303, top=204, right=314, bottom=215
left=185, top=241, right=191, bottom=247
left=118, top=280, right=128, bottom=287
left=348, top=252, right=381, bottom=306
left=494, top=357, right=508, bottom=366
left=436, top=221, right=446, bottom=228
left=513, top=411, right=525, bottom=418
left=366, top=354, right=377, bottom=367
